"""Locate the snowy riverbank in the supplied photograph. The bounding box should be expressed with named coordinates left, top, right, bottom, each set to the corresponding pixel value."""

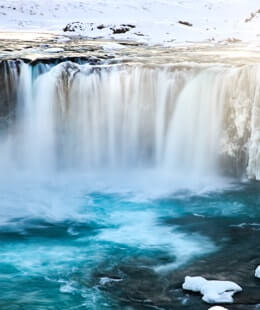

left=0, top=0, right=260, bottom=46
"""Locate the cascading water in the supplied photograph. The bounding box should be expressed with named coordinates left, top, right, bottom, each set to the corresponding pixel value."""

left=1, top=57, right=260, bottom=310
left=1, top=60, right=260, bottom=183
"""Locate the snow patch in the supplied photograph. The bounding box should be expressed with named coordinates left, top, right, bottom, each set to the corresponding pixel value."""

left=255, top=265, right=260, bottom=278
left=182, top=276, right=208, bottom=292
left=102, top=42, right=126, bottom=51
left=99, top=277, right=123, bottom=285
left=44, top=47, right=64, bottom=53
left=56, top=37, right=71, bottom=43
left=183, top=276, right=242, bottom=304
left=208, top=307, right=228, bottom=310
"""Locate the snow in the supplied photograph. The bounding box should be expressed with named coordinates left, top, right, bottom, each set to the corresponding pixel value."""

left=44, top=47, right=64, bottom=53
left=255, top=265, right=260, bottom=278
left=99, top=277, right=123, bottom=285
left=182, top=276, right=208, bottom=292
left=200, top=280, right=242, bottom=304
left=56, top=37, right=71, bottom=43
left=102, top=42, right=126, bottom=51
left=182, top=276, right=242, bottom=304
left=0, top=0, right=259, bottom=46
left=208, top=307, right=228, bottom=310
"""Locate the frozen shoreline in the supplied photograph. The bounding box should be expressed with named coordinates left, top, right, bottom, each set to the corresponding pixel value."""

left=0, top=0, right=259, bottom=47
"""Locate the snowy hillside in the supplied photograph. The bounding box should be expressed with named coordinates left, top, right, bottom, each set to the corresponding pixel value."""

left=0, top=0, right=259, bottom=45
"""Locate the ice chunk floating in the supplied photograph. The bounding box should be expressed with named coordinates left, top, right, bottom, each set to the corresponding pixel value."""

left=255, top=265, right=260, bottom=278
left=208, top=307, right=229, bottom=310
left=182, top=276, right=242, bottom=304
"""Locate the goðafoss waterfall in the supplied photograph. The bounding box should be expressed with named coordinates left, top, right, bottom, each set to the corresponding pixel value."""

left=1, top=60, right=260, bottom=186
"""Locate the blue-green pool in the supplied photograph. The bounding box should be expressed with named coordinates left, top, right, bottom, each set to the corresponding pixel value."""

left=0, top=173, right=259, bottom=309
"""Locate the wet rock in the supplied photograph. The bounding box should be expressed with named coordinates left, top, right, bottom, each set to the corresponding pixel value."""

left=29, top=55, right=107, bottom=66
left=0, top=60, right=21, bottom=119
left=92, top=212, right=260, bottom=310
left=234, top=286, right=260, bottom=304
left=93, top=263, right=173, bottom=309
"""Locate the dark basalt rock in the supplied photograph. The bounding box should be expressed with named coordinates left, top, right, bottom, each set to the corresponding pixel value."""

left=234, top=286, right=260, bottom=304
left=0, top=55, right=115, bottom=126
left=94, top=264, right=173, bottom=309
left=0, top=60, right=21, bottom=119
left=121, top=24, right=136, bottom=29
left=110, top=25, right=132, bottom=34
left=63, top=21, right=89, bottom=32
left=97, top=24, right=105, bottom=30
left=29, top=55, right=109, bottom=66
left=63, top=22, right=135, bottom=35
left=178, top=20, right=193, bottom=27
left=134, top=32, right=145, bottom=37
left=89, top=212, right=260, bottom=310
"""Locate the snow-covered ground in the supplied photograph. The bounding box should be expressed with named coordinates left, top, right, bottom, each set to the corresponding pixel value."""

left=0, top=0, right=259, bottom=46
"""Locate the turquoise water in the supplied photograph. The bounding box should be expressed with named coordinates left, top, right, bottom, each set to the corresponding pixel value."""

left=0, top=173, right=259, bottom=309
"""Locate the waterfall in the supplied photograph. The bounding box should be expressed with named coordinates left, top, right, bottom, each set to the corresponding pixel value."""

left=1, top=60, right=260, bottom=185
left=164, top=68, right=225, bottom=179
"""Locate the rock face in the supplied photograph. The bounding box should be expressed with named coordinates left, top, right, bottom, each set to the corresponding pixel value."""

left=63, top=21, right=88, bottom=32
left=63, top=22, right=136, bottom=35
left=0, top=57, right=105, bottom=125
left=0, top=60, right=20, bottom=121
left=110, top=24, right=135, bottom=34
left=182, top=276, right=242, bottom=304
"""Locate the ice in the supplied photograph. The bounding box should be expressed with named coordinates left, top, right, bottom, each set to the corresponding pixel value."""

left=44, top=47, right=64, bottom=53
left=208, top=307, right=228, bottom=310
left=183, top=276, right=242, bottom=304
